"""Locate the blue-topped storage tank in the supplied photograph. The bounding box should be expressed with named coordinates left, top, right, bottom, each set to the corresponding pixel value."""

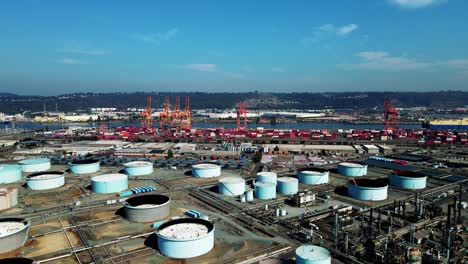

left=389, top=171, right=427, bottom=190
left=254, top=181, right=276, bottom=200
left=297, top=168, right=329, bottom=185
left=123, top=161, right=153, bottom=176
left=192, top=163, right=221, bottom=178
left=277, top=177, right=299, bottom=195
left=69, top=159, right=100, bottom=174
left=218, top=177, right=246, bottom=196
left=337, top=162, right=368, bottom=177
left=0, top=165, right=22, bottom=184
left=26, top=171, right=65, bottom=190
left=18, top=158, right=50, bottom=173
left=91, top=174, right=128, bottom=193
left=157, top=218, right=214, bottom=258
left=256, top=171, right=277, bottom=184
left=348, top=178, right=388, bottom=201
left=295, top=245, right=331, bottom=264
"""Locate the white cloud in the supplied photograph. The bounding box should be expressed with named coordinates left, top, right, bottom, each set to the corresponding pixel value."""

left=338, top=51, right=430, bottom=71
left=440, top=59, right=468, bottom=68
left=302, top=23, right=358, bottom=46
left=271, top=67, right=285, bottom=73
left=337, top=24, right=358, bottom=36
left=58, top=58, right=84, bottom=65
left=133, top=28, right=178, bottom=44
left=57, top=47, right=109, bottom=55
left=389, top=0, right=446, bottom=8
left=184, top=64, right=217, bottom=72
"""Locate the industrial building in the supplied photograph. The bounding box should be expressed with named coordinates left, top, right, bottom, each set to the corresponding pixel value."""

left=0, top=164, right=22, bottom=184
left=123, top=161, right=154, bottom=176
left=0, top=218, right=29, bottom=254
left=156, top=218, right=214, bottom=258
left=218, top=177, right=246, bottom=196
left=18, top=158, right=51, bottom=173
left=192, top=163, right=221, bottom=178
left=26, top=171, right=65, bottom=190
left=91, top=174, right=128, bottom=193
left=69, top=159, right=100, bottom=174
left=124, top=194, right=171, bottom=222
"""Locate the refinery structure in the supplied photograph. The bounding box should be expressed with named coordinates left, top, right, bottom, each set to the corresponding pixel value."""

left=0, top=95, right=466, bottom=264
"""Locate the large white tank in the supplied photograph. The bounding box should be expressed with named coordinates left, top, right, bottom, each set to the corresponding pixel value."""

left=277, top=177, right=299, bottom=195
left=218, top=177, right=246, bottom=196
left=295, top=245, right=331, bottom=264
left=256, top=171, right=277, bottom=184
left=192, top=163, right=221, bottom=178
left=18, top=158, right=50, bottom=173
left=26, top=171, right=65, bottom=190
left=91, top=174, right=128, bottom=193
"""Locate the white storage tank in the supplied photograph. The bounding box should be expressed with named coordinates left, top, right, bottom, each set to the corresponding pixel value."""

left=123, top=161, right=154, bottom=176
left=91, top=174, right=128, bottom=194
left=26, top=171, right=65, bottom=190
left=295, top=245, right=331, bottom=264
left=0, top=164, right=22, bottom=184
left=18, top=158, right=50, bottom=173
left=277, top=177, right=299, bottom=195
left=337, top=162, right=368, bottom=177
left=297, top=168, right=329, bottom=185
left=254, top=181, right=276, bottom=200
left=192, top=163, right=221, bottom=178
left=256, top=171, right=277, bottom=184
left=218, top=177, right=246, bottom=196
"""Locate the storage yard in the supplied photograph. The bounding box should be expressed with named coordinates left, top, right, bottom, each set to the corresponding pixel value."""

left=0, top=103, right=467, bottom=263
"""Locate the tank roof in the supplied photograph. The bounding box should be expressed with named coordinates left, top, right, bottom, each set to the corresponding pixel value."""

left=123, top=161, right=153, bottom=167
left=297, top=167, right=328, bottom=173
left=296, top=245, right=331, bottom=261
left=339, top=162, right=366, bottom=168
left=157, top=218, right=214, bottom=241
left=349, top=178, right=388, bottom=188
left=27, top=171, right=64, bottom=179
left=0, top=218, right=28, bottom=238
left=0, top=164, right=22, bottom=171
left=0, top=188, right=17, bottom=196
left=18, top=158, right=50, bottom=165
left=69, top=159, right=100, bottom=165
left=192, top=163, right=220, bottom=169
left=277, top=177, right=298, bottom=183
left=257, top=171, right=277, bottom=177
left=124, top=194, right=170, bottom=208
left=92, top=173, right=127, bottom=182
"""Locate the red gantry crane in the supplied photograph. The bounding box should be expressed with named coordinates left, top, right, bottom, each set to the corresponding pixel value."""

left=180, top=96, right=192, bottom=130
left=141, top=96, right=153, bottom=128
left=159, top=96, right=170, bottom=129
left=384, top=97, right=398, bottom=131
left=236, top=102, right=247, bottom=130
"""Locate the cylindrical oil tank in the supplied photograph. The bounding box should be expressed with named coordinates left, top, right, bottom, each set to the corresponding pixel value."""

left=297, top=168, right=329, bottom=185
left=0, top=164, right=22, bottom=184
left=69, top=159, right=100, bottom=174
left=157, top=218, right=214, bottom=258
left=254, top=181, right=276, bottom=200
left=295, top=245, right=331, bottom=264
left=0, top=218, right=30, bottom=254
left=26, top=171, right=65, bottom=190
left=218, top=177, right=246, bottom=196
left=277, top=177, right=299, bottom=195
left=91, top=174, right=128, bottom=193
left=389, top=171, right=427, bottom=190
left=124, top=194, right=171, bottom=222
left=337, top=162, right=368, bottom=177
left=0, top=188, right=18, bottom=211
left=192, top=163, right=221, bottom=178
left=256, top=171, right=277, bottom=184
left=123, top=161, right=154, bottom=176
left=245, top=190, right=254, bottom=202
left=347, top=178, right=388, bottom=201
left=18, top=158, right=50, bottom=173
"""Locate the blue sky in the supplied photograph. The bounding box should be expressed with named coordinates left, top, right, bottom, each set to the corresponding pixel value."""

left=1, top=0, right=467, bottom=95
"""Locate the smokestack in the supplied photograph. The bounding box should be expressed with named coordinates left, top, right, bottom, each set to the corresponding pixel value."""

left=370, top=208, right=374, bottom=237
left=447, top=204, right=452, bottom=231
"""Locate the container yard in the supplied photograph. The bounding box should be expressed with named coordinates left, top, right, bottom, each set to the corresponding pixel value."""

left=0, top=99, right=466, bottom=264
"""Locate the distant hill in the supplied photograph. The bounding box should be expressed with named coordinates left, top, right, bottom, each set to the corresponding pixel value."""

left=0, top=91, right=466, bottom=114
